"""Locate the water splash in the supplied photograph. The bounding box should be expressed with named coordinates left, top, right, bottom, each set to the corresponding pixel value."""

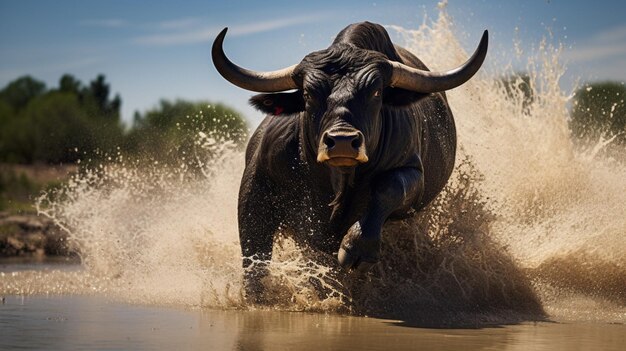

left=4, top=6, right=625, bottom=324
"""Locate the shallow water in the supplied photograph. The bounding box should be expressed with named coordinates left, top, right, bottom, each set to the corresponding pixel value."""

left=2, top=261, right=625, bottom=349
left=1, top=293, right=625, bottom=351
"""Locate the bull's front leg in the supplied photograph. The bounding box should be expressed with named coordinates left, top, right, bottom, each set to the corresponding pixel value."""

left=337, top=167, right=423, bottom=271
left=238, top=175, right=280, bottom=303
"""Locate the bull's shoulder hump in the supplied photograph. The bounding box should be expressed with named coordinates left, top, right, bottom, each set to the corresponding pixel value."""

left=248, top=114, right=301, bottom=172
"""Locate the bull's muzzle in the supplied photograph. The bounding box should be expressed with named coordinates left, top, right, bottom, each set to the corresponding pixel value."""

left=317, top=129, right=369, bottom=167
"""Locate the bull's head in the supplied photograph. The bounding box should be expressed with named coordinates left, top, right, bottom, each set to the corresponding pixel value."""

left=212, top=24, right=487, bottom=168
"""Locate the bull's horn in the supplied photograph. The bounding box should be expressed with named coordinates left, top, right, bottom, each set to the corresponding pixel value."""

left=212, top=27, right=298, bottom=92
left=389, top=30, right=488, bottom=93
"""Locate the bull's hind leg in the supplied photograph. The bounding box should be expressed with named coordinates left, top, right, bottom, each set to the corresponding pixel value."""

left=238, top=175, right=281, bottom=303
left=337, top=167, right=423, bottom=270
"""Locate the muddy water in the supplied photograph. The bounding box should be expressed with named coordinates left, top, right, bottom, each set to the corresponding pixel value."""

left=1, top=293, right=624, bottom=351
left=2, top=4, right=626, bottom=349
left=2, top=261, right=625, bottom=350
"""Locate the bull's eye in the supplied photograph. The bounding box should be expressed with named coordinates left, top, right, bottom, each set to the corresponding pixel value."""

left=373, top=90, right=381, bottom=98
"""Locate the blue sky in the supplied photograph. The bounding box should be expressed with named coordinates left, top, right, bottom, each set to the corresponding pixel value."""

left=1, top=0, right=625, bottom=126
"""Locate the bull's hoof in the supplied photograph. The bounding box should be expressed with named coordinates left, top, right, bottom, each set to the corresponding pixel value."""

left=243, top=266, right=270, bottom=305
left=244, top=279, right=267, bottom=305
left=338, top=247, right=376, bottom=273
left=337, top=221, right=380, bottom=272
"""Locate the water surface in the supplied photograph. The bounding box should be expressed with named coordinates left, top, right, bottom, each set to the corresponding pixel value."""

left=2, top=294, right=624, bottom=351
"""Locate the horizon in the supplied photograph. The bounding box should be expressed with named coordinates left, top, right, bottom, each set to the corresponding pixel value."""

left=1, top=0, right=625, bottom=126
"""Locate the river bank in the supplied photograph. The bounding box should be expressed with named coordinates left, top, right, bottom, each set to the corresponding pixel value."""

left=0, top=163, right=76, bottom=257
left=0, top=211, right=72, bottom=257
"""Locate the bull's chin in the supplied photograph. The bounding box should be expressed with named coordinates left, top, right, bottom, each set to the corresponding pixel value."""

left=326, top=157, right=360, bottom=167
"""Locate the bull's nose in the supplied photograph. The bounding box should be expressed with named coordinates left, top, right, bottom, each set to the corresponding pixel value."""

left=323, top=131, right=363, bottom=155
left=317, top=129, right=368, bottom=165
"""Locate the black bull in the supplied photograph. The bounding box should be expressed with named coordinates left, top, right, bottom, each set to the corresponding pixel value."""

left=212, top=22, right=488, bottom=299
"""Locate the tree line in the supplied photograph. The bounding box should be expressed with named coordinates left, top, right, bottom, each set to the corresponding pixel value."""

left=1, top=73, right=624, bottom=166
left=0, top=74, right=247, bottom=165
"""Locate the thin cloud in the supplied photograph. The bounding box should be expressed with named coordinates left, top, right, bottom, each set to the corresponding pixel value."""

left=79, top=19, right=127, bottom=28
left=134, top=27, right=214, bottom=46
left=158, top=17, right=202, bottom=30
left=134, top=13, right=332, bottom=46
left=588, top=24, right=626, bottom=43
left=564, top=24, right=626, bottom=63
left=227, top=16, right=325, bottom=36
left=0, top=57, right=102, bottom=81
left=565, top=45, right=626, bottom=63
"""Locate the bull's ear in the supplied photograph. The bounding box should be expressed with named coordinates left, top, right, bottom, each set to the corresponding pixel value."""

left=249, top=91, right=305, bottom=116
left=382, top=87, right=429, bottom=107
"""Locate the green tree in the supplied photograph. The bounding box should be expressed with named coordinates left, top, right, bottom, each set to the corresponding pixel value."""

left=58, top=74, right=82, bottom=95
left=0, top=74, right=125, bottom=164
left=0, top=76, right=46, bottom=112
left=0, top=100, right=17, bottom=161
left=81, top=74, right=121, bottom=120
left=6, top=92, right=94, bottom=163
left=571, top=82, right=626, bottom=145
left=127, top=99, right=247, bottom=163
left=0, top=75, right=246, bottom=165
